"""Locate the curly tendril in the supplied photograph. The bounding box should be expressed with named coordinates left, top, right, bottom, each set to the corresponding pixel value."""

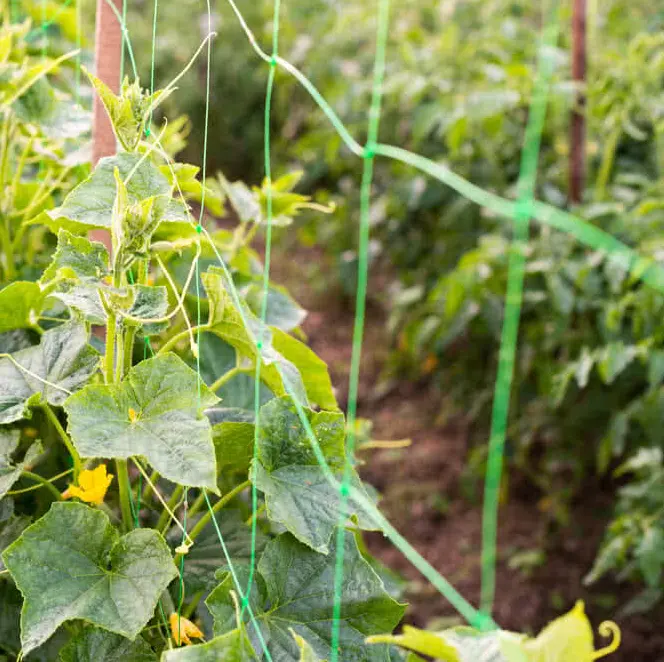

left=591, top=621, right=621, bottom=659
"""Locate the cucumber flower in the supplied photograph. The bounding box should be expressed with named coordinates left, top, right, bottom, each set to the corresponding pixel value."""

left=62, top=465, right=113, bottom=505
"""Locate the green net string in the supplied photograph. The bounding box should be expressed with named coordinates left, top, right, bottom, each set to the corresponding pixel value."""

left=480, top=5, right=561, bottom=616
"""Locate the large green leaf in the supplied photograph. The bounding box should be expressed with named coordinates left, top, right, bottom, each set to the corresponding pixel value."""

left=0, top=282, right=44, bottom=334
left=0, top=321, right=99, bottom=424
left=207, top=532, right=405, bottom=662
left=64, top=353, right=219, bottom=490
left=160, top=629, right=255, bottom=662
left=41, top=230, right=109, bottom=283
left=44, top=153, right=188, bottom=234
left=58, top=626, right=158, bottom=661
left=2, top=502, right=178, bottom=654
left=252, top=397, right=375, bottom=553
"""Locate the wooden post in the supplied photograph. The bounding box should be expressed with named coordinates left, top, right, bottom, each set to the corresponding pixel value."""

left=90, top=0, right=122, bottom=247
left=569, top=0, right=586, bottom=204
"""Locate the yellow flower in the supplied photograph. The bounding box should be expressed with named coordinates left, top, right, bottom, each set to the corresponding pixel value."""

left=169, top=613, right=204, bottom=646
left=62, top=465, right=113, bottom=505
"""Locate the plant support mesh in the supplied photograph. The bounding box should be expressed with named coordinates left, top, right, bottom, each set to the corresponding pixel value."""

left=53, top=0, right=664, bottom=656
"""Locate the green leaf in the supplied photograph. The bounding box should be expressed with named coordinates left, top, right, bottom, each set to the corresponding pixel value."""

left=0, top=321, right=99, bottom=424
left=244, top=283, right=306, bottom=333
left=2, top=502, right=178, bottom=655
left=212, top=421, right=255, bottom=474
left=252, top=397, right=375, bottom=553
left=44, top=153, right=188, bottom=234
left=84, top=69, right=140, bottom=150
left=201, top=268, right=308, bottom=405
left=271, top=329, right=337, bottom=411
left=292, top=631, right=326, bottom=662
left=58, top=626, right=158, bottom=662
left=636, top=527, right=664, bottom=587
left=41, top=230, right=109, bottom=284
left=0, top=581, right=22, bottom=655
left=0, top=282, right=44, bottom=334
left=64, top=353, right=219, bottom=490
left=160, top=629, right=255, bottom=662
left=0, top=513, right=30, bottom=571
left=207, top=532, right=405, bottom=661
left=177, top=509, right=267, bottom=594
left=0, top=429, right=42, bottom=500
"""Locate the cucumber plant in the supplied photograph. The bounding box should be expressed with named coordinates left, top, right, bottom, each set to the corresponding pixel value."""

left=0, top=66, right=408, bottom=660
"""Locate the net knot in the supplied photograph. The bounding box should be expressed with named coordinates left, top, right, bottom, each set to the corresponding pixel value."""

left=471, top=611, right=497, bottom=632
left=339, top=484, right=350, bottom=497
left=241, top=596, right=249, bottom=608
left=363, top=142, right=376, bottom=160
left=144, top=127, right=151, bottom=137
left=256, top=341, right=263, bottom=350
left=195, top=223, right=203, bottom=234
left=269, top=55, right=277, bottom=67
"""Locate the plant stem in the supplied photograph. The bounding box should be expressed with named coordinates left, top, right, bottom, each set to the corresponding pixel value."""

left=186, top=491, right=206, bottom=520
left=42, top=403, right=81, bottom=478
left=156, top=484, right=184, bottom=533
left=122, top=327, right=136, bottom=378
left=19, top=471, right=64, bottom=501
left=209, top=366, right=247, bottom=393
left=115, top=459, right=133, bottom=532
left=158, top=324, right=208, bottom=355
left=141, top=469, right=160, bottom=503
left=173, top=480, right=251, bottom=566
left=8, top=468, right=73, bottom=495
left=594, top=126, right=620, bottom=202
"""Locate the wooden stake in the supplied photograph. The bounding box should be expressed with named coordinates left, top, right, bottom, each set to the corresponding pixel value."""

left=569, top=0, right=586, bottom=204
left=90, top=0, right=122, bottom=247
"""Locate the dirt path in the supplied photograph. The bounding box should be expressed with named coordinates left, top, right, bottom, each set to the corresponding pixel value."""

left=271, top=241, right=664, bottom=661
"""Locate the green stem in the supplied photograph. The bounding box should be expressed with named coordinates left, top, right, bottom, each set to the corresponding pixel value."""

left=594, top=127, right=620, bottom=202
left=141, top=469, right=160, bottom=504
left=158, top=324, right=208, bottom=355
left=186, top=491, right=206, bottom=520
left=122, top=326, right=136, bottom=377
left=174, top=480, right=251, bottom=566
left=115, top=459, right=133, bottom=532
left=104, top=313, right=117, bottom=384
left=19, top=471, right=64, bottom=501
left=42, top=403, right=81, bottom=478
left=181, top=591, right=203, bottom=619
left=156, top=484, right=184, bottom=533
left=209, top=366, right=247, bottom=393
left=8, top=468, right=73, bottom=495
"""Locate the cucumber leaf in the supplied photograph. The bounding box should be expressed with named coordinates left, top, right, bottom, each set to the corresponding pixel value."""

left=58, top=626, right=157, bottom=661
left=2, top=502, right=178, bottom=655
left=64, top=353, right=219, bottom=490
left=160, top=629, right=255, bottom=662
left=207, top=532, right=405, bottom=661
left=0, top=282, right=44, bottom=334
left=0, top=320, right=99, bottom=424
left=252, top=397, right=375, bottom=553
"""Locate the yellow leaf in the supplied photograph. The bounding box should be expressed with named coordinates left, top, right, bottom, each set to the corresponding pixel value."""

left=62, top=465, right=113, bottom=506
left=169, top=613, right=204, bottom=646
left=367, top=625, right=460, bottom=661
left=500, top=601, right=621, bottom=661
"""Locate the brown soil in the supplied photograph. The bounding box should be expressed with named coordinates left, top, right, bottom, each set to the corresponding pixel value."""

left=271, top=241, right=664, bottom=661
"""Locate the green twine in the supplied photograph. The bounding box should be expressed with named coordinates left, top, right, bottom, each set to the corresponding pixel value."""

left=330, top=0, right=390, bottom=658
left=479, top=8, right=562, bottom=616
left=244, top=0, right=281, bottom=618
